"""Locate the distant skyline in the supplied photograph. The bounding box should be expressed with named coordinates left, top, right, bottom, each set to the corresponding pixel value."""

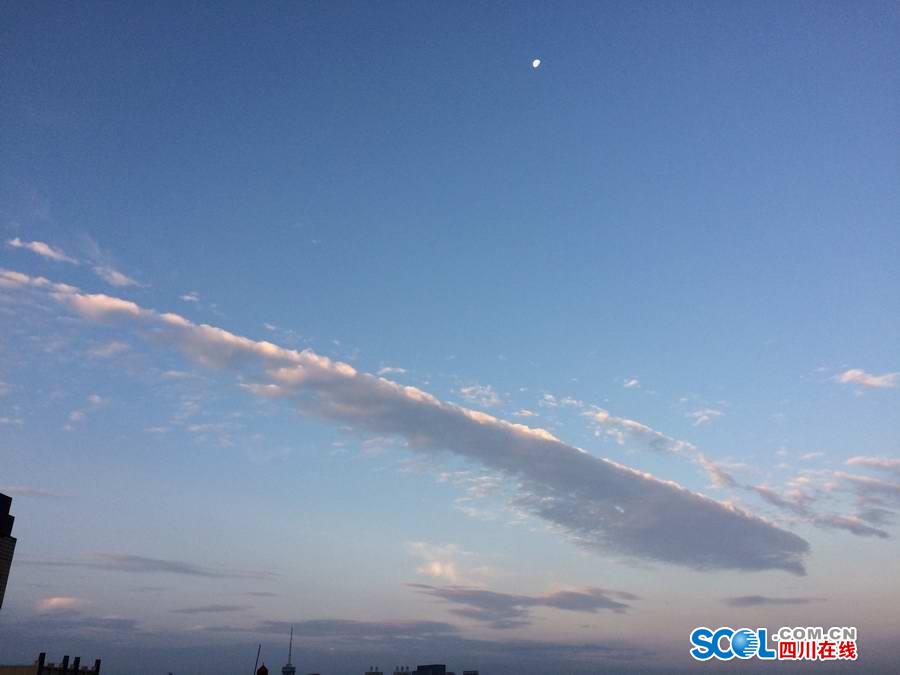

left=1, top=2, right=899, bottom=674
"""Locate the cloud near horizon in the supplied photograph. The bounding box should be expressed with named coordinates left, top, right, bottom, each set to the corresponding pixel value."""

left=409, top=583, right=637, bottom=629
left=723, top=595, right=823, bottom=608
left=1, top=269, right=811, bottom=575
left=172, top=604, right=253, bottom=614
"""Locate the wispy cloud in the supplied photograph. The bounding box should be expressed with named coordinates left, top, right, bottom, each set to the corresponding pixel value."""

left=21, top=553, right=275, bottom=579
left=2, top=269, right=813, bottom=574
left=81, top=235, right=146, bottom=288
left=723, top=595, right=823, bottom=608
left=172, top=604, right=252, bottom=614
left=697, top=455, right=737, bottom=489
left=623, top=378, right=640, bottom=389
left=457, top=383, right=502, bottom=408
left=88, top=340, right=130, bottom=358
left=7, top=237, right=78, bottom=264
left=687, top=408, right=723, bottom=427
left=584, top=407, right=695, bottom=454
left=810, top=512, right=889, bottom=538
left=0, top=485, right=69, bottom=498
left=835, top=369, right=898, bottom=389
left=255, top=618, right=459, bottom=639
left=588, top=403, right=894, bottom=540
left=63, top=393, right=105, bottom=431
left=180, top=291, right=201, bottom=302
left=856, top=507, right=896, bottom=526
left=846, top=456, right=900, bottom=476
left=410, top=584, right=637, bottom=629
left=14, top=606, right=139, bottom=635
left=92, top=265, right=143, bottom=287
left=747, top=483, right=890, bottom=538
left=377, top=366, right=407, bottom=376
left=834, top=472, right=900, bottom=506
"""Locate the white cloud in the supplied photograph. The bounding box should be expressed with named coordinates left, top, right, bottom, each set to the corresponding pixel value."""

left=93, top=265, right=143, bottom=287
left=687, top=408, right=723, bottom=427
left=539, top=393, right=582, bottom=408
left=89, top=341, right=130, bottom=358
left=835, top=369, right=898, bottom=389
left=513, top=409, right=537, bottom=418
left=64, top=393, right=105, bottom=429
left=180, top=291, right=201, bottom=302
left=4, top=269, right=813, bottom=574
left=377, top=366, right=408, bottom=376
left=623, top=378, right=640, bottom=389
left=407, top=542, right=482, bottom=584
left=7, top=238, right=78, bottom=264
left=457, top=384, right=502, bottom=408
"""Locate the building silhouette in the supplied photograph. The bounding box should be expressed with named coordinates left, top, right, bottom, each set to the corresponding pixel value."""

left=0, top=493, right=16, bottom=610
left=0, top=652, right=101, bottom=675
left=381, top=666, right=477, bottom=675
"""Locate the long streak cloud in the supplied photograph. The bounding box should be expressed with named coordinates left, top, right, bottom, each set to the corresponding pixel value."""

left=2, top=270, right=810, bottom=574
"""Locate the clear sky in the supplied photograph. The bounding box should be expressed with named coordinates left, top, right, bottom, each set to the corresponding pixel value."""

left=1, top=2, right=898, bottom=673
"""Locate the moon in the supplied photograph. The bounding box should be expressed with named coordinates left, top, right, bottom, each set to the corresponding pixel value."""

left=532, top=58, right=541, bottom=69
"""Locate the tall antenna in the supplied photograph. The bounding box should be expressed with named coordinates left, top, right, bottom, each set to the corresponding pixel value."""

left=288, top=625, right=293, bottom=664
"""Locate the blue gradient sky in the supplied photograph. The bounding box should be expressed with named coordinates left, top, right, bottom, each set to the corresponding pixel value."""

left=1, top=2, right=899, bottom=673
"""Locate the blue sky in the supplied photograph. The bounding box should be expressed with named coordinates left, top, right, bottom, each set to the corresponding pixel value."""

left=1, top=2, right=899, bottom=673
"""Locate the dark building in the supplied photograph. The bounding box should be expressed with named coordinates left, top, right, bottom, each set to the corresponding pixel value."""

left=379, top=664, right=475, bottom=675
left=0, top=653, right=101, bottom=675
left=0, top=493, right=16, bottom=610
